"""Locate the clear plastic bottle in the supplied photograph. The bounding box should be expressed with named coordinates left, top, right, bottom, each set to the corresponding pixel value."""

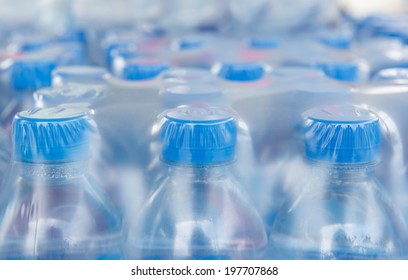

left=211, top=61, right=273, bottom=102
left=0, top=106, right=123, bottom=259
left=269, top=104, right=406, bottom=259
left=127, top=105, right=267, bottom=260
left=0, top=54, right=57, bottom=131
left=51, top=65, right=110, bottom=87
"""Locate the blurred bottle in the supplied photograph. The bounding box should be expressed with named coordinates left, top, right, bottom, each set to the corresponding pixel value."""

left=269, top=104, right=405, bottom=259
left=127, top=105, right=267, bottom=259
left=0, top=52, right=57, bottom=131
left=225, top=0, right=340, bottom=35
left=52, top=65, right=110, bottom=87
left=159, top=67, right=218, bottom=87
left=0, top=106, right=123, bottom=259
left=211, top=61, right=273, bottom=102
left=371, top=67, right=408, bottom=83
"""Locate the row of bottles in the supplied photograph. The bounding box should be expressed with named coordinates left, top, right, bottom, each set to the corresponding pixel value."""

left=2, top=3, right=408, bottom=259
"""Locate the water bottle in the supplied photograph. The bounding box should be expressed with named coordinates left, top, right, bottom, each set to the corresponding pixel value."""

left=231, top=66, right=352, bottom=226
left=269, top=104, right=405, bottom=259
left=159, top=67, right=218, bottom=86
left=0, top=106, right=123, bottom=259
left=352, top=83, right=408, bottom=228
left=52, top=65, right=110, bottom=87
left=111, top=56, right=170, bottom=83
left=226, top=0, right=340, bottom=35
left=314, top=59, right=370, bottom=82
left=33, top=84, right=151, bottom=242
left=211, top=61, right=273, bottom=102
left=0, top=53, right=57, bottom=131
left=168, top=35, right=216, bottom=68
left=371, top=67, right=408, bottom=83
left=238, top=36, right=280, bottom=64
left=127, top=105, right=267, bottom=260
left=355, top=37, right=408, bottom=76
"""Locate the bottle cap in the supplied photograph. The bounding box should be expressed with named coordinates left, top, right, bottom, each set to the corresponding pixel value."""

left=304, top=105, right=381, bottom=163
left=247, top=37, right=279, bottom=49
left=212, top=61, right=266, bottom=82
left=161, top=105, right=237, bottom=165
left=13, top=107, right=92, bottom=163
left=10, top=58, right=56, bottom=91
left=119, top=57, right=170, bottom=80
left=315, top=61, right=361, bottom=82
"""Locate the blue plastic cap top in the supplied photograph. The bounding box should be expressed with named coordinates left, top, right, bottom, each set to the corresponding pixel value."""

left=304, top=105, right=381, bottom=163
left=161, top=105, right=237, bottom=165
left=317, top=32, right=352, bottom=49
left=52, top=66, right=109, bottom=86
left=11, top=59, right=56, bottom=91
left=315, top=61, right=360, bottom=82
left=121, top=57, right=170, bottom=81
left=212, top=62, right=266, bottom=82
left=160, top=84, right=225, bottom=108
left=12, top=107, right=92, bottom=163
left=171, top=37, right=205, bottom=50
left=247, top=37, right=279, bottom=49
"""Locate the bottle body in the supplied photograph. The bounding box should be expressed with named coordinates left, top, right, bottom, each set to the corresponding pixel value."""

left=0, top=161, right=123, bottom=260
left=127, top=164, right=267, bottom=260
left=269, top=165, right=405, bottom=259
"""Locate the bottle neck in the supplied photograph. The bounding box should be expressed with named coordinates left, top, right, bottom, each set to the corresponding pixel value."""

left=311, top=160, right=376, bottom=183
left=17, top=161, right=87, bottom=184
left=166, top=162, right=233, bottom=181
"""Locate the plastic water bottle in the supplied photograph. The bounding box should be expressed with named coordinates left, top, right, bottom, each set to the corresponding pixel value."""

left=52, top=65, right=110, bottom=87
left=269, top=104, right=405, bottom=259
left=211, top=61, right=273, bottom=102
left=159, top=67, right=218, bottom=86
left=314, top=59, right=370, bottom=82
left=352, top=83, right=408, bottom=229
left=0, top=106, right=123, bottom=259
left=111, top=56, right=170, bottom=83
left=0, top=53, right=57, bottom=131
left=226, top=0, right=339, bottom=34
left=127, top=105, right=267, bottom=260
left=371, top=67, right=408, bottom=83
left=231, top=66, right=352, bottom=227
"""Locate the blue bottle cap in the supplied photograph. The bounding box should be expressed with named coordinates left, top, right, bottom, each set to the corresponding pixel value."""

left=315, top=61, right=361, bottom=82
left=10, top=58, right=56, bottom=91
left=212, top=62, right=266, bottom=82
left=120, top=57, right=170, bottom=81
left=104, top=41, right=137, bottom=66
left=247, top=37, right=279, bottom=49
left=304, top=105, right=381, bottom=163
left=160, top=84, right=225, bottom=108
left=52, top=66, right=109, bottom=86
left=171, top=37, right=205, bottom=51
left=12, top=107, right=92, bottom=163
left=161, top=105, right=237, bottom=165
left=317, top=31, right=353, bottom=49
